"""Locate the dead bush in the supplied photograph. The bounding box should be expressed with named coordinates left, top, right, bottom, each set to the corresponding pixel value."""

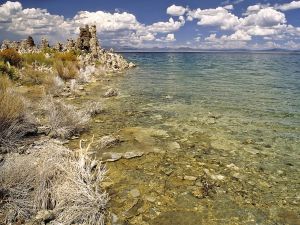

left=0, top=78, right=36, bottom=153
left=54, top=60, right=79, bottom=81
left=0, top=140, right=108, bottom=225
left=85, top=101, right=105, bottom=116
left=42, top=96, right=90, bottom=139
left=20, top=67, right=49, bottom=85
left=43, top=75, right=65, bottom=95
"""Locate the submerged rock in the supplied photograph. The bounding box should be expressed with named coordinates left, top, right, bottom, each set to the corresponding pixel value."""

left=97, top=135, right=120, bottom=149
left=104, top=88, right=119, bottom=97
left=102, top=151, right=144, bottom=162
left=129, top=189, right=141, bottom=198
left=183, top=176, right=197, bottom=181
left=123, top=151, right=144, bottom=159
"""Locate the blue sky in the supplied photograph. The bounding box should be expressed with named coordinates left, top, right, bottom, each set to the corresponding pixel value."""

left=1, top=0, right=300, bottom=49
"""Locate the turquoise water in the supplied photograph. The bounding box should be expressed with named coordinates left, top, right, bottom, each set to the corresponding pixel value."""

left=121, top=52, right=300, bottom=163
left=113, top=52, right=300, bottom=223
left=82, top=52, right=300, bottom=224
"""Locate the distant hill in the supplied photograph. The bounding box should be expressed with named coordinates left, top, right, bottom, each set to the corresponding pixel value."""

left=104, top=46, right=300, bottom=53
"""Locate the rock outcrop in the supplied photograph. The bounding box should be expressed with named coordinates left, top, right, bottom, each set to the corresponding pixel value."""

left=0, top=25, right=136, bottom=71
left=40, top=37, right=49, bottom=50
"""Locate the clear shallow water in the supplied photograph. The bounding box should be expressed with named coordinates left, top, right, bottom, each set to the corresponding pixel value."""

left=121, top=52, right=300, bottom=160
left=76, top=52, right=300, bottom=224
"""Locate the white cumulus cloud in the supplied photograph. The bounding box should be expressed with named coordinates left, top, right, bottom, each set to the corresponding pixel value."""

left=275, top=1, right=300, bottom=11
left=187, top=7, right=240, bottom=30
left=166, top=5, right=187, bottom=16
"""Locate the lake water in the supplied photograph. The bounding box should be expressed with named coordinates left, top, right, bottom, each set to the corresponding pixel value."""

left=79, top=52, right=300, bottom=224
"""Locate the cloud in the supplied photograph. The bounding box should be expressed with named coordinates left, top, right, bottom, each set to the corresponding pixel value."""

left=187, top=7, right=240, bottom=30
left=194, top=36, right=201, bottom=42
left=205, top=30, right=251, bottom=42
left=241, top=8, right=286, bottom=27
left=148, top=18, right=185, bottom=33
left=166, top=4, right=187, bottom=16
left=0, top=1, right=71, bottom=41
left=275, top=1, right=300, bottom=11
left=73, top=11, right=142, bottom=32
left=156, top=33, right=176, bottom=42
left=243, top=4, right=269, bottom=15
left=0, top=1, right=22, bottom=23
left=1, top=1, right=300, bottom=49
left=224, top=5, right=234, bottom=10
left=0, top=1, right=186, bottom=47
left=221, top=30, right=252, bottom=41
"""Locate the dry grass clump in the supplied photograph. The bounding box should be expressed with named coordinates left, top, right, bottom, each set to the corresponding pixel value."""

left=22, top=52, right=53, bottom=66
left=0, top=140, right=109, bottom=225
left=0, top=49, right=22, bottom=67
left=54, top=51, right=77, bottom=62
left=43, top=74, right=65, bottom=95
left=54, top=60, right=79, bottom=81
left=43, top=96, right=90, bottom=139
left=20, top=67, right=49, bottom=85
left=0, top=152, right=37, bottom=222
left=85, top=101, right=105, bottom=116
left=0, top=77, right=35, bottom=153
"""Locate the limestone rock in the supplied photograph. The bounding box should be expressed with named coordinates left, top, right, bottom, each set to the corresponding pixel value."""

left=129, top=188, right=141, bottom=198
left=54, top=42, right=63, bottom=52
left=97, top=135, right=120, bottom=149
left=26, top=36, right=35, bottom=47
left=66, top=38, right=76, bottom=51
left=76, top=25, right=92, bottom=51
left=40, top=37, right=49, bottom=50
left=183, top=175, right=197, bottom=181
left=104, top=88, right=119, bottom=97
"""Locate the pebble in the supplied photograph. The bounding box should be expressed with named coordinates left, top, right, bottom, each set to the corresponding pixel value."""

left=161, top=167, right=174, bottom=176
left=129, top=188, right=141, bottom=198
left=226, top=163, right=239, bottom=170
left=183, top=176, right=197, bottom=181
left=123, top=151, right=144, bottom=159
left=145, top=196, right=156, bottom=203
left=101, top=181, right=114, bottom=188
left=104, top=88, right=118, bottom=97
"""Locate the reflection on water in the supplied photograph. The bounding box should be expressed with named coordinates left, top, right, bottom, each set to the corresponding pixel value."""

left=75, top=53, right=300, bottom=224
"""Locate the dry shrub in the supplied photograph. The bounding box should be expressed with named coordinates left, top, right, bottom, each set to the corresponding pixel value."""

left=0, top=75, right=12, bottom=91
left=0, top=77, right=35, bottom=152
left=0, top=140, right=108, bottom=225
left=43, top=96, right=90, bottom=139
left=0, top=49, right=22, bottom=67
left=0, top=153, right=37, bottom=222
left=22, top=52, right=53, bottom=66
left=85, top=101, right=105, bottom=116
left=54, top=51, right=77, bottom=62
left=20, top=67, right=49, bottom=85
left=54, top=60, right=79, bottom=81
left=43, top=74, right=64, bottom=95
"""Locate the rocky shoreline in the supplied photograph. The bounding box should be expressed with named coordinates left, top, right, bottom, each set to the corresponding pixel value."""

left=0, top=25, right=135, bottom=224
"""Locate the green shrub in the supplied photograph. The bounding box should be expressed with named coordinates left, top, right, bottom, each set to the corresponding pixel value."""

left=0, top=60, right=17, bottom=80
left=22, top=53, right=53, bottom=66
left=0, top=49, right=22, bottom=67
